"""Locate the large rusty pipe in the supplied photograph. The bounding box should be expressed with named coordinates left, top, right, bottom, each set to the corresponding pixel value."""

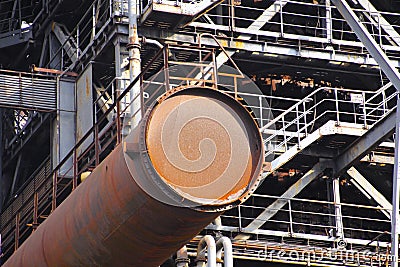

left=4, top=87, right=263, bottom=266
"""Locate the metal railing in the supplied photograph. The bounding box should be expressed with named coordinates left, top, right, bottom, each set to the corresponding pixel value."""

left=0, top=43, right=163, bottom=262
left=234, top=194, right=391, bottom=241
left=256, top=82, right=397, bottom=160
left=1, top=41, right=398, bottom=264
left=46, top=0, right=130, bottom=71
left=190, top=0, right=400, bottom=59
left=202, top=194, right=392, bottom=266
left=0, top=158, right=52, bottom=260
left=0, top=43, right=237, bottom=262
left=0, top=0, right=34, bottom=36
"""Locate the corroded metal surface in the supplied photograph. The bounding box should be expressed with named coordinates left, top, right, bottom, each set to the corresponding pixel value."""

left=146, top=90, right=259, bottom=204
left=3, top=87, right=263, bottom=267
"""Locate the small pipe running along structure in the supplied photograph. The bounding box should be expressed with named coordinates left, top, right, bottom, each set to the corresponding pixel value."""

left=195, top=235, right=233, bottom=267
left=3, top=87, right=264, bottom=266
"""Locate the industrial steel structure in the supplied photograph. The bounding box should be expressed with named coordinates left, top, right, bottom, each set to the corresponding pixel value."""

left=1, top=0, right=400, bottom=266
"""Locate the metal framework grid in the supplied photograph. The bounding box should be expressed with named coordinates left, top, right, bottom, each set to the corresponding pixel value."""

left=1, top=0, right=400, bottom=266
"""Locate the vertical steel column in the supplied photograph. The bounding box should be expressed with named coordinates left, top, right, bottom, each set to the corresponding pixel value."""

left=330, top=1, right=400, bottom=265
left=333, top=178, right=344, bottom=240
left=393, top=97, right=400, bottom=266
left=128, top=0, right=141, bottom=128
left=114, top=39, right=123, bottom=138
left=325, top=0, right=332, bottom=42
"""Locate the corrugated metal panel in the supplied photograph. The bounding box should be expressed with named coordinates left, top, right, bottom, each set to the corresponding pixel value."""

left=0, top=72, right=57, bottom=110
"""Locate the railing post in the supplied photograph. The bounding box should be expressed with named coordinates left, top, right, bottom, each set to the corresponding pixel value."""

left=33, top=192, right=38, bottom=231
left=362, top=92, right=367, bottom=128
left=212, top=49, right=218, bottom=89
left=140, top=76, right=145, bottom=118
left=282, top=116, right=288, bottom=151
left=278, top=0, right=284, bottom=36
left=229, top=0, right=235, bottom=32
left=325, top=0, right=332, bottom=43
left=334, top=88, right=340, bottom=125
left=94, top=124, right=100, bottom=166
left=92, top=4, right=96, bottom=41
left=61, top=49, right=64, bottom=70
left=288, top=199, right=294, bottom=234
left=296, top=105, right=301, bottom=148
left=72, top=149, right=77, bottom=190
left=377, top=15, right=382, bottom=48
left=76, top=27, right=80, bottom=59
left=115, top=80, right=122, bottom=145
left=382, top=90, right=387, bottom=115
left=234, top=76, right=238, bottom=100
left=238, top=205, right=242, bottom=230
left=52, top=172, right=57, bottom=211
left=163, top=46, right=170, bottom=92
left=303, top=101, right=308, bottom=136
left=18, top=0, right=22, bottom=37
left=14, top=213, right=20, bottom=251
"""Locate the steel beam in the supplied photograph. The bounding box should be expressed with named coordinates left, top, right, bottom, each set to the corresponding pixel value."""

left=52, top=23, right=79, bottom=64
left=325, top=0, right=333, bottom=42
left=0, top=30, right=32, bottom=49
left=333, top=110, right=395, bottom=176
left=9, top=155, right=21, bottom=199
left=330, top=2, right=400, bottom=264
left=244, top=161, right=328, bottom=232
left=193, top=1, right=289, bottom=85
left=139, top=27, right=400, bottom=68
left=393, top=98, right=400, bottom=267
left=333, top=178, right=344, bottom=239
left=197, top=1, right=289, bottom=68
left=331, top=0, right=400, bottom=91
left=347, top=166, right=391, bottom=219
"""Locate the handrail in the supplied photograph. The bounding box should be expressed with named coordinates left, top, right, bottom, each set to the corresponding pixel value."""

left=257, top=83, right=397, bottom=158
left=214, top=193, right=392, bottom=248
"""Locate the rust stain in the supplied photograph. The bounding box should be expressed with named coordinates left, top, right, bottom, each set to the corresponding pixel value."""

left=85, top=76, right=90, bottom=97
left=3, top=87, right=263, bottom=267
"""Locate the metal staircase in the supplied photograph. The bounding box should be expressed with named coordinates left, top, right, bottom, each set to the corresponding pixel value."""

left=258, top=82, right=397, bottom=175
